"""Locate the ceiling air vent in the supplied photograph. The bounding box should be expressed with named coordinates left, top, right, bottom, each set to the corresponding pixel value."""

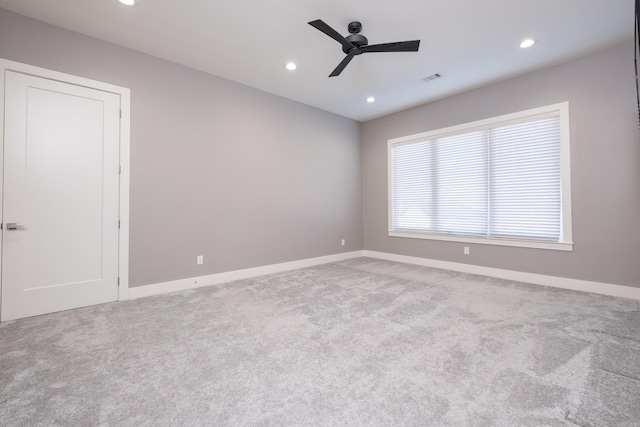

left=423, top=73, right=442, bottom=82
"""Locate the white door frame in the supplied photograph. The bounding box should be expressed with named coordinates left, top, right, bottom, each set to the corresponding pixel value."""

left=0, top=59, right=131, bottom=317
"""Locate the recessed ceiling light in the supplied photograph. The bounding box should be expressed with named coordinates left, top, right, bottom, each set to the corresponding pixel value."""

left=285, top=62, right=297, bottom=71
left=520, top=39, right=535, bottom=49
left=119, top=0, right=135, bottom=5
left=366, top=97, right=375, bottom=103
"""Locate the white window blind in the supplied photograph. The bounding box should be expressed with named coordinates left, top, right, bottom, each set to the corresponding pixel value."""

left=389, top=103, right=571, bottom=250
left=435, top=131, right=487, bottom=235
left=489, top=117, right=561, bottom=240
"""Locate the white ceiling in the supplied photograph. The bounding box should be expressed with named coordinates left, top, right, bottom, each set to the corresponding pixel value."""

left=0, top=0, right=633, bottom=122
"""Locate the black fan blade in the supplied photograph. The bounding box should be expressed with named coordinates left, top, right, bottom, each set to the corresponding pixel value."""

left=309, top=19, right=356, bottom=52
left=362, top=40, right=420, bottom=53
left=329, top=52, right=356, bottom=77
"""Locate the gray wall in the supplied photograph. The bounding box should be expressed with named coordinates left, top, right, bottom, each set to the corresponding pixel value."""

left=0, top=9, right=363, bottom=287
left=363, top=42, right=640, bottom=287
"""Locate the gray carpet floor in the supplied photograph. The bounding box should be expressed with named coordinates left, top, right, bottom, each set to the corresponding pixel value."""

left=1, top=257, right=639, bottom=426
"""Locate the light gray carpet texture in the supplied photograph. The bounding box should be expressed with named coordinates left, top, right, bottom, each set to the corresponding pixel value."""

left=1, top=257, right=640, bottom=426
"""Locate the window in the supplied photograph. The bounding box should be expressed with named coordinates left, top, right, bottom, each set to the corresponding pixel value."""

left=388, top=103, right=572, bottom=251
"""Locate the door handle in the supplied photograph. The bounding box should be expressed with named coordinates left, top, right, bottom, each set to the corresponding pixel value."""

left=5, top=223, right=25, bottom=230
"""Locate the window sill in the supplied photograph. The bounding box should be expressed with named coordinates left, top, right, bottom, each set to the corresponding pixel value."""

left=388, top=230, right=573, bottom=251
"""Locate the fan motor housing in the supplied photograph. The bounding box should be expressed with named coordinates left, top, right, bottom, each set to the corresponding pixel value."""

left=344, top=34, right=368, bottom=53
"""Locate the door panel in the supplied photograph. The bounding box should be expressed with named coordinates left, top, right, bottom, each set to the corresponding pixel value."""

left=1, top=71, right=120, bottom=321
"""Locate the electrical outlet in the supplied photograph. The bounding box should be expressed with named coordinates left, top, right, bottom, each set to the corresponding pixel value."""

left=464, top=247, right=470, bottom=255
left=197, top=255, right=204, bottom=265
left=341, top=239, right=345, bottom=246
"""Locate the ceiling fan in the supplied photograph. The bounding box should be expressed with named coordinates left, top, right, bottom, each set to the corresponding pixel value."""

left=308, top=19, right=420, bottom=77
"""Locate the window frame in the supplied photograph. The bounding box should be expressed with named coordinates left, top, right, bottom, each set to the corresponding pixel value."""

left=387, top=102, right=573, bottom=251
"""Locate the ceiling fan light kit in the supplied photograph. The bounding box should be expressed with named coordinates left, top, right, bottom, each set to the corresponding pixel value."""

left=308, top=19, right=420, bottom=77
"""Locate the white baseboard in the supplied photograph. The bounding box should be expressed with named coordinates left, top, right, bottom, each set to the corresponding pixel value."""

left=127, top=249, right=640, bottom=302
left=363, top=250, right=640, bottom=301
left=128, top=251, right=364, bottom=299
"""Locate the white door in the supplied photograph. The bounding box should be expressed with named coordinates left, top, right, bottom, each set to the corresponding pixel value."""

left=1, top=71, right=121, bottom=321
